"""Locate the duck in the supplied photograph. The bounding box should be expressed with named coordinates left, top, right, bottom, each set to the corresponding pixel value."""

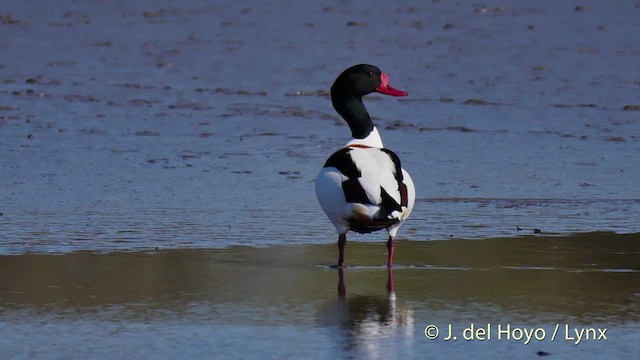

left=315, top=64, right=416, bottom=268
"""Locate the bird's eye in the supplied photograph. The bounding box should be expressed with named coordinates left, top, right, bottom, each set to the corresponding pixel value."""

left=368, top=71, right=374, bottom=76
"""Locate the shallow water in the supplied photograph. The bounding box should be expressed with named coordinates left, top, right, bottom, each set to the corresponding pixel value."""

left=1, top=0, right=639, bottom=358
left=1, top=234, right=639, bottom=359
left=1, top=0, right=639, bottom=253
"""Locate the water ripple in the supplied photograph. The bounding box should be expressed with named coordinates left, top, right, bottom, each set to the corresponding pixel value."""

left=1, top=197, right=639, bottom=254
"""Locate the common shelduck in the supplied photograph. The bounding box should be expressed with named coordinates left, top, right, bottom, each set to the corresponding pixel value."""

left=315, top=64, right=416, bottom=268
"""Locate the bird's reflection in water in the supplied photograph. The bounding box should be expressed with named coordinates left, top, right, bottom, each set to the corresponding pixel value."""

left=329, top=268, right=415, bottom=357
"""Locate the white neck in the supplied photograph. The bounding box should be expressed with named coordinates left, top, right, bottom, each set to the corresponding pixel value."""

left=345, top=127, right=384, bottom=148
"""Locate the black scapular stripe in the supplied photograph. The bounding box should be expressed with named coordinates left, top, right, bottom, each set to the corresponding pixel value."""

left=324, top=147, right=408, bottom=209
left=342, top=178, right=370, bottom=204
left=324, top=148, right=369, bottom=204
left=380, top=148, right=408, bottom=207
left=379, top=186, right=403, bottom=217
left=323, top=148, right=360, bottom=179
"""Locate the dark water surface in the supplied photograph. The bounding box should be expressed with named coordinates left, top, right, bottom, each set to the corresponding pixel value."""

left=1, top=0, right=639, bottom=358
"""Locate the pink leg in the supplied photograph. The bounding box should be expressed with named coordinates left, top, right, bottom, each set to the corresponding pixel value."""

left=386, top=267, right=395, bottom=293
left=337, top=268, right=346, bottom=298
left=386, top=235, right=395, bottom=267
left=338, top=233, right=347, bottom=267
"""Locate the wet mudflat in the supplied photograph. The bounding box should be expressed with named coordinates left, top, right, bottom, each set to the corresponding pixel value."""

left=1, top=234, right=639, bottom=359
left=1, top=0, right=639, bottom=358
